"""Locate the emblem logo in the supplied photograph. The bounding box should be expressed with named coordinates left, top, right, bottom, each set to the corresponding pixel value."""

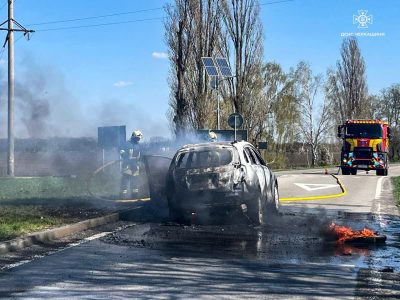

left=353, top=10, right=373, bottom=29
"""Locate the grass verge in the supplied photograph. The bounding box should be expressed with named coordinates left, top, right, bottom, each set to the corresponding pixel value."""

left=0, top=173, right=132, bottom=242
left=392, top=177, right=400, bottom=207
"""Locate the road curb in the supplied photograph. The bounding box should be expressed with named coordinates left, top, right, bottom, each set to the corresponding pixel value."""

left=0, top=207, right=140, bottom=255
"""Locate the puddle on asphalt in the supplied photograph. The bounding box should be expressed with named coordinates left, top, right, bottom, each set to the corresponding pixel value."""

left=101, top=210, right=400, bottom=271
left=356, top=215, right=400, bottom=272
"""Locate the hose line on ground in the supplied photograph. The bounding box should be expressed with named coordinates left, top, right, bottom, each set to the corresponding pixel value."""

left=280, top=174, right=347, bottom=202
left=86, top=160, right=121, bottom=201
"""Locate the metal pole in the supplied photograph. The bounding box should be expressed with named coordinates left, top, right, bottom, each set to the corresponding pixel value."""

left=102, top=149, right=105, bottom=173
left=234, top=116, right=237, bottom=141
left=216, top=77, right=220, bottom=130
left=7, top=0, right=14, bottom=177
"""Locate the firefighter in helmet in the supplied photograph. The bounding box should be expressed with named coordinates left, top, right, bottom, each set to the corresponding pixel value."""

left=209, top=131, right=217, bottom=142
left=120, top=130, right=143, bottom=199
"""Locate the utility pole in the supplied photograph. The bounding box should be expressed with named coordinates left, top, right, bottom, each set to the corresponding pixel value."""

left=7, top=0, right=14, bottom=177
left=0, top=0, right=34, bottom=176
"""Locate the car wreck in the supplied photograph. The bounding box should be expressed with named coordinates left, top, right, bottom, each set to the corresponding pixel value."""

left=166, top=141, right=280, bottom=225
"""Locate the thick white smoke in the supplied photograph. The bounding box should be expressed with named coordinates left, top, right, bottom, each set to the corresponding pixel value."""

left=0, top=58, right=171, bottom=140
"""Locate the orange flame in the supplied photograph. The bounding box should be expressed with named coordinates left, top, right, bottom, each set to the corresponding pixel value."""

left=329, top=223, right=377, bottom=243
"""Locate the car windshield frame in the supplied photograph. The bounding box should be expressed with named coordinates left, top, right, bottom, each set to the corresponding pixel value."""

left=345, top=123, right=382, bottom=139
left=175, top=147, right=236, bottom=169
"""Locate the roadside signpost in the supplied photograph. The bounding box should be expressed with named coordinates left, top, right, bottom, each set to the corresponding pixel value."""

left=228, top=113, right=244, bottom=141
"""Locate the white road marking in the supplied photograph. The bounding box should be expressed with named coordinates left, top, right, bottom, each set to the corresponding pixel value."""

left=1, top=224, right=136, bottom=271
left=374, top=177, right=387, bottom=229
left=294, top=183, right=338, bottom=191
left=375, top=177, right=384, bottom=199
left=2, top=232, right=113, bottom=271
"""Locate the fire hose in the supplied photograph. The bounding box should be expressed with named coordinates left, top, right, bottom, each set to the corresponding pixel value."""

left=280, top=174, right=347, bottom=202
left=86, top=159, right=121, bottom=201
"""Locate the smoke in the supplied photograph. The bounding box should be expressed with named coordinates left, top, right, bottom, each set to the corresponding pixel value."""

left=15, top=65, right=51, bottom=137
left=0, top=57, right=171, bottom=140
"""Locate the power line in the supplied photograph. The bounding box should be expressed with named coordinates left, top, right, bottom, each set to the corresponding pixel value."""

left=0, top=1, right=7, bottom=11
left=0, top=0, right=18, bottom=11
left=260, top=0, right=294, bottom=6
left=0, top=46, right=5, bottom=60
left=26, top=7, right=164, bottom=26
left=27, top=0, right=294, bottom=31
left=0, top=34, right=24, bottom=62
left=36, top=16, right=164, bottom=32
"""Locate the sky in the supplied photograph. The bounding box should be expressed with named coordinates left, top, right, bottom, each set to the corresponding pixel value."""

left=0, top=0, right=398, bottom=139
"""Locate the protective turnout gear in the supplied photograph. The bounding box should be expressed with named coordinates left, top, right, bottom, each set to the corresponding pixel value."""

left=120, top=130, right=142, bottom=199
left=209, top=131, right=217, bottom=142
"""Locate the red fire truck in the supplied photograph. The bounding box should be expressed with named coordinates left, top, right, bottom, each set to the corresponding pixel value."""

left=337, top=120, right=391, bottom=176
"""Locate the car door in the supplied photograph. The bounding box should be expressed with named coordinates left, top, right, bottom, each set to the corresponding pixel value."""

left=244, top=147, right=267, bottom=197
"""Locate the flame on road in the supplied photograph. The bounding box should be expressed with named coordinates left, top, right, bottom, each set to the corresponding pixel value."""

left=329, top=223, right=378, bottom=243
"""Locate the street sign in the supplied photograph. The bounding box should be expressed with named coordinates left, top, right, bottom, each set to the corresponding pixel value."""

left=258, top=142, right=268, bottom=150
left=228, top=113, right=244, bottom=129
left=98, top=125, right=126, bottom=149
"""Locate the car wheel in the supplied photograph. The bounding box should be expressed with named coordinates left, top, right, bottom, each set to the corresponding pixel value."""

left=342, top=168, right=350, bottom=175
left=265, top=184, right=280, bottom=218
left=248, top=194, right=264, bottom=225
left=272, top=184, right=280, bottom=213
left=377, top=169, right=387, bottom=176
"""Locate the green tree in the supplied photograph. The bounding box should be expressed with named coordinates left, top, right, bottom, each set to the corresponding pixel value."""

left=326, top=37, right=371, bottom=125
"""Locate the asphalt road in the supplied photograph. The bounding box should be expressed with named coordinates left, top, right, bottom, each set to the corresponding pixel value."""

left=0, top=166, right=399, bottom=299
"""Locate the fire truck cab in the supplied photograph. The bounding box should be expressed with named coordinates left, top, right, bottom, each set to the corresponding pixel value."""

left=337, top=120, right=391, bottom=176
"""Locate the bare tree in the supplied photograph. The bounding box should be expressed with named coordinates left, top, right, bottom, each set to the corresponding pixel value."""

left=165, top=0, right=224, bottom=134
left=165, top=1, right=194, bottom=137
left=221, top=0, right=264, bottom=117
left=185, top=0, right=223, bottom=130
left=254, top=62, right=296, bottom=143
left=326, top=37, right=371, bottom=125
left=296, top=62, right=331, bottom=167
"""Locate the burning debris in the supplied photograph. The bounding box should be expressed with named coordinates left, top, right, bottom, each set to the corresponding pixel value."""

left=329, top=223, right=386, bottom=245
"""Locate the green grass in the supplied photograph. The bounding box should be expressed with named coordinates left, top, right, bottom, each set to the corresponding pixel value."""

left=0, top=205, right=65, bottom=241
left=392, top=177, right=400, bottom=207
left=0, top=173, right=126, bottom=242
left=0, top=173, right=122, bottom=201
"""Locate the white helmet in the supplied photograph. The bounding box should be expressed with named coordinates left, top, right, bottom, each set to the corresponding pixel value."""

left=209, top=131, right=217, bottom=141
left=131, top=130, right=143, bottom=141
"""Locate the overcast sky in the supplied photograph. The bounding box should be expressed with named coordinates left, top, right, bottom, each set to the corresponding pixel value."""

left=0, top=0, right=398, bottom=139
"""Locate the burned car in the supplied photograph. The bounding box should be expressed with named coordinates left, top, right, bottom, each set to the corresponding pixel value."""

left=166, top=141, right=280, bottom=224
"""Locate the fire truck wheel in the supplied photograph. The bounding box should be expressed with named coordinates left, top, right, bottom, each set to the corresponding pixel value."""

left=341, top=168, right=350, bottom=175
left=376, top=169, right=388, bottom=176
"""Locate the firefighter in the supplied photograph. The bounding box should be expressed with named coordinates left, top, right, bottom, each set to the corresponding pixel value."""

left=120, top=130, right=142, bottom=199
left=209, top=131, right=217, bottom=142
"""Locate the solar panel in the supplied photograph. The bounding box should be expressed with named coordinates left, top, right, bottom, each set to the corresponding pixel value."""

left=201, top=57, right=215, bottom=67
left=220, top=67, right=233, bottom=77
left=216, top=58, right=229, bottom=68
left=216, top=57, right=232, bottom=77
left=202, top=57, right=219, bottom=76
left=205, top=66, right=218, bottom=76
